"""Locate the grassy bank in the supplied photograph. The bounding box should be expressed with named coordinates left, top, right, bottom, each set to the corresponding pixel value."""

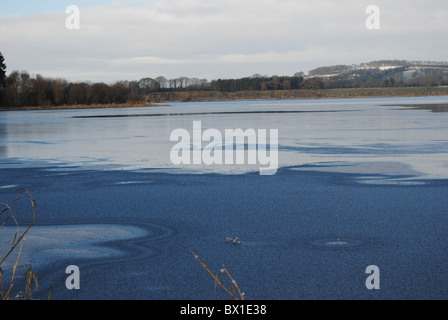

left=148, top=86, right=448, bottom=103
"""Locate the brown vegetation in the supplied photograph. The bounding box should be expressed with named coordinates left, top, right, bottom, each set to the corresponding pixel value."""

left=190, top=250, right=245, bottom=300
left=148, top=86, right=448, bottom=103
left=0, top=189, right=47, bottom=300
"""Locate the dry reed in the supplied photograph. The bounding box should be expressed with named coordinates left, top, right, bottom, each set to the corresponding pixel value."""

left=190, top=250, right=245, bottom=300
left=0, top=188, right=45, bottom=300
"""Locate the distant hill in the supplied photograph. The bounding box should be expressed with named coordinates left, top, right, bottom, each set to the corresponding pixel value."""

left=3, top=58, right=448, bottom=109
left=306, top=60, right=448, bottom=87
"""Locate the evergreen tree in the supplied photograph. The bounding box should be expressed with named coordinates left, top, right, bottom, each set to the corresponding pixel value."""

left=0, top=52, right=6, bottom=105
left=0, top=52, right=6, bottom=87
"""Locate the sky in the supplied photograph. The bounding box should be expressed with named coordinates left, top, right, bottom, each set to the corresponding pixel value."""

left=1, top=0, right=447, bottom=83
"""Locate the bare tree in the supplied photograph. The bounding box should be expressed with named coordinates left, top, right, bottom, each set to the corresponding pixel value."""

left=282, top=79, right=291, bottom=90
left=168, top=78, right=179, bottom=90
left=177, top=77, right=190, bottom=89
left=138, top=78, right=160, bottom=94
left=110, top=81, right=128, bottom=104
left=68, top=82, right=89, bottom=105
left=155, top=76, right=168, bottom=90
left=51, top=78, right=68, bottom=105
left=34, top=74, right=51, bottom=106
left=89, top=82, right=111, bottom=104
left=271, top=76, right=281, bottom=90
left=3, top=71, right=20, bottom=107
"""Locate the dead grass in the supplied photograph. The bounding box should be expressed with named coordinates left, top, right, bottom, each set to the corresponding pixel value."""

left=0, top=188, right=49, bottom=300
left=190, top=250, right=245, bottom=300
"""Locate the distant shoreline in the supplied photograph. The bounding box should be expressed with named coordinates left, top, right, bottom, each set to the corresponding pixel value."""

left=0, top=102, right=168, bottom=111
left=146, top=86, right=448, bottom=103
left=2, top=86, right=448, bottom=111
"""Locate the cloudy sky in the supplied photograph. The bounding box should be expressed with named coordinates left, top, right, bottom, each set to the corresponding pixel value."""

left=1, top=0, right=447, bottom=83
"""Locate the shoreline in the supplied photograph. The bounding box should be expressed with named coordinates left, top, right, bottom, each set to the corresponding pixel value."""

left=1, top=87, right=448, bottom=111
left=0, top=102, right=169, bottom=112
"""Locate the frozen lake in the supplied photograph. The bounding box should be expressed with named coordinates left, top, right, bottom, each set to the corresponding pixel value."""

left=1, top=96, right=448, bottom=184
left=1, top=96, right=448, bottom=300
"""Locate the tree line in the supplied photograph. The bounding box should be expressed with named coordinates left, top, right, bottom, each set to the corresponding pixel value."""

left=1, top=70, right=150, bottom=108
left=0, top=71, right=309, bottom=108
left=210, top=74, right=305, bottom=92
left=1, top=51, right=447, bottom=109
left=0, top=52, right=215, bottom=108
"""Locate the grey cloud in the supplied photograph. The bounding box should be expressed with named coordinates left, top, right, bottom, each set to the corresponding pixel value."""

left=0, top=0, right=446, bottom=82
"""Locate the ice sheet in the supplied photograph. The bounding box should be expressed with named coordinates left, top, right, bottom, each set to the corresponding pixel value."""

left=1, top=96, right=448, bottom=183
